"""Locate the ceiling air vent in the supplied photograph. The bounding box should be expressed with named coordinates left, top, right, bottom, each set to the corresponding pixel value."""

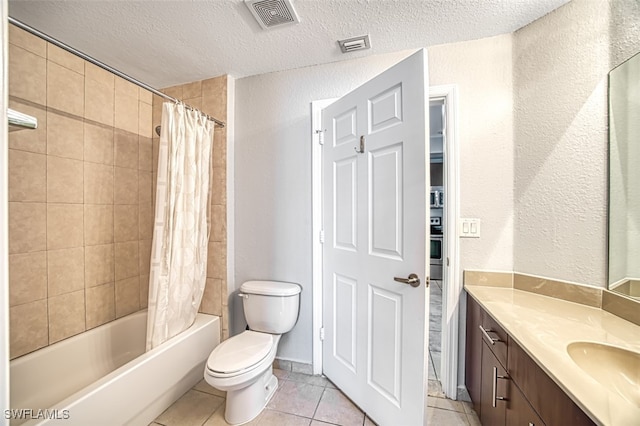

left=338, top=35, right=371, bottom=53
left=245, top=0, right=300, bottom=30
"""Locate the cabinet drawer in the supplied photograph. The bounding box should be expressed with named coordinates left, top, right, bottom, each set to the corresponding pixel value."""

left=480, top=310, right=508, bottom=368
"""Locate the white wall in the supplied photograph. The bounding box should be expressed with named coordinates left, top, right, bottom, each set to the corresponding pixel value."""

left=234, top=34, right=514, bottom=364
left=428, top=34, right=514, bottom=388
left=429, top=35, right=514, bottom=273
left=234, top=50, right=415, bottom=363
left=513, top=0, right=640, bottom=287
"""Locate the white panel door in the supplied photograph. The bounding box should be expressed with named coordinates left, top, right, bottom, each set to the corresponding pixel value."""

left=322, top=49, right=429, bottom=426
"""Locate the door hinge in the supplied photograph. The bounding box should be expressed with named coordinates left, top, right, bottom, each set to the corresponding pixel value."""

left=319, top=229, right=325, bottom=243
left=319, top=327, right=325, bottom=341
left=315, top=129, right=325, bottom=145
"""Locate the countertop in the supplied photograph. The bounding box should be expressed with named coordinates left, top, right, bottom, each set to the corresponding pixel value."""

left=465, top=285, right=640, bottom=426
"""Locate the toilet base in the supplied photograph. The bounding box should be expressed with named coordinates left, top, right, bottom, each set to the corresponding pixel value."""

left=224, top=367, right=278, bottom=425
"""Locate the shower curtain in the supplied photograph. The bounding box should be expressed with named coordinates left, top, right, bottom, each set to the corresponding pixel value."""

left=146, top=102, right=215, bottom=350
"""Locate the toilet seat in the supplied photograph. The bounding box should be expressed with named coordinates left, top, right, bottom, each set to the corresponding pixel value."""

left=206, top=331, right=274, bottom=377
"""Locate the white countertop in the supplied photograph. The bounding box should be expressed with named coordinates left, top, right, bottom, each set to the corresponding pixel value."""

left=465, top=285, right=640, bottom=426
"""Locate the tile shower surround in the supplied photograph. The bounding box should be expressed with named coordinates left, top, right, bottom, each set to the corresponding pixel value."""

left=7, top=24, right=229, bottom=359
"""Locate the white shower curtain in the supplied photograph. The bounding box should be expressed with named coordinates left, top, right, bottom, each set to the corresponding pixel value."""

left=146, top=102, right=215, bottom=350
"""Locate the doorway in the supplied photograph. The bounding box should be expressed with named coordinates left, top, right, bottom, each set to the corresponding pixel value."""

left=427, top=85, right=460, bottom=401
left=428, top=99, right=446, bottom=390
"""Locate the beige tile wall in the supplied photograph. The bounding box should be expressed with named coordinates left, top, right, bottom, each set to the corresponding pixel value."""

left=153, top=76, right=229, bottom=340
left=8, top=24, right=153, bottom=359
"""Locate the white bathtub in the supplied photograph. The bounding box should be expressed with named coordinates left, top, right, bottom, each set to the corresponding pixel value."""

left=9, top=310, right=220, bottom=426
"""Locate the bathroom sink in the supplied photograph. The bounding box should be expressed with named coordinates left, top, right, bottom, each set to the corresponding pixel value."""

left=567, top=341, right=640, bottom=407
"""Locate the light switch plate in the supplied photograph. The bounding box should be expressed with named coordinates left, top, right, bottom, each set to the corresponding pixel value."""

left=460, top=218, right=481, bottom=238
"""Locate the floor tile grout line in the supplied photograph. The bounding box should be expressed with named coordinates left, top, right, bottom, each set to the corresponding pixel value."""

left=199, top=399, right=224, bottom=426
left=310, top=386, right=327, bottom=421
left=426, top=400, right=467, bottom=413
left=265, top=406, right=313, bottom=419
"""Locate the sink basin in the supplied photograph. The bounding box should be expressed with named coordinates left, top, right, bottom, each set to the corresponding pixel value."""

left=567, top=341, right=640, bottom=407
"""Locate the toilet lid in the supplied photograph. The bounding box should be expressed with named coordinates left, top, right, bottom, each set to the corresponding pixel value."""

left=206, top=331, right=273, bottom=374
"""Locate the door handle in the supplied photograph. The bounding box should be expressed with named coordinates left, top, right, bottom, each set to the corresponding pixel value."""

left=394, top=273, right=420, bottom=287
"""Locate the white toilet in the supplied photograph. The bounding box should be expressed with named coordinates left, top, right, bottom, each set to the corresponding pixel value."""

left=204, top=280, right=301, bottom=425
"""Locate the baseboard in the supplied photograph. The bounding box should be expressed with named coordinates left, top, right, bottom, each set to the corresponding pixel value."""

left=456, top=385, right=471, bottom=402
left=273, top=358, right=314, bottom=375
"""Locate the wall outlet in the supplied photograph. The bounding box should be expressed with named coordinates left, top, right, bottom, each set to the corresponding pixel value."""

left=460, top=218, right=481, bottom=238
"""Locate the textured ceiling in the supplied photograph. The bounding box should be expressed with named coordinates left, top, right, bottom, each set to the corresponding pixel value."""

left=8, top=0, right=569, bottom=88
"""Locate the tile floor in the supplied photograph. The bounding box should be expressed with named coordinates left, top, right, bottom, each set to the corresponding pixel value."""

left=151, top=369, right=480, bottom=426
left=428, top=280, right=443, bottom=384
left=152, top=280, right=479, bottom=426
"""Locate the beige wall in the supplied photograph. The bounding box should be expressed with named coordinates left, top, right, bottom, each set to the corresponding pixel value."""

left=513, top=0, right=640, bottom=287
left=152, top=76, right=230, bottom=340
left=8, top=25, right=154, bottom=359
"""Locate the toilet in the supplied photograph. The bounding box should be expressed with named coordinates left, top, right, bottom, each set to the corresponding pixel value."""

left=204, top=280, right=302, bottom=425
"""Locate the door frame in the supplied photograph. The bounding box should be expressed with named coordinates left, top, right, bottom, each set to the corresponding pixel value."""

left=311, top=84, right=460, bottom=399
left=1, top=0, right=10, bottom=415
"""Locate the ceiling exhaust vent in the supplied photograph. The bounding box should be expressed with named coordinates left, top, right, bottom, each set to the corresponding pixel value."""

left=338, top=35, right=372, bottom=53
left=245, top=0, right=300, bottom=30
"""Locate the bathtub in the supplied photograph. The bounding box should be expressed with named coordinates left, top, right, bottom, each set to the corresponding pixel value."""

left=9, top=310, right=220, bottom=426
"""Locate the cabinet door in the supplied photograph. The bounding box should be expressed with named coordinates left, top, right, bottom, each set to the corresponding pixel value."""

left=506, top=380, right=545, bottom=426
left=465, top=295, right=483, bottom=416
left=508, top=337, right=595, bottom=426
left=480, top=341, right=508, bottom=426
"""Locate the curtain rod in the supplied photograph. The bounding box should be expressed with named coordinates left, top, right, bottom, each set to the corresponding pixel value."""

left=8, top=17, right=226, bottom=129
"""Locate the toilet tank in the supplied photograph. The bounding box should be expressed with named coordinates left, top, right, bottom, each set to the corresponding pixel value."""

left=240, top=281, right=301, bottom=334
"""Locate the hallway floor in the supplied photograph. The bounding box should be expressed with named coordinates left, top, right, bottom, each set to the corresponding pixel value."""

left=151, top=369, right=480, bottom=426
left=428, top=279, right=443, bottom=384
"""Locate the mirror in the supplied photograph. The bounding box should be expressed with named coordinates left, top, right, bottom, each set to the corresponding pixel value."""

left=608, top=51, right=640, bottom=300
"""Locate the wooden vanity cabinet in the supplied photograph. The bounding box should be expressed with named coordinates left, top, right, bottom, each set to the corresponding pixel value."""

left=508, top=339, right=594, bottom=426
left=465, top=293, right=483, bottom=415
left=505, top=379, right=545, bottom=426
left=466, top=294, right=509, bottom=420
left=465, top=294, right=595, bottom=426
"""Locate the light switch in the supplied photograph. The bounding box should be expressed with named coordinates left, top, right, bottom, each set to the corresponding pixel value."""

left=460, top=218, right=481, bottom=238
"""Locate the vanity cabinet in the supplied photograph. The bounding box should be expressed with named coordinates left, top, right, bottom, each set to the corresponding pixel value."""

left=465, top=294, right=595, bottom=426
left=465, top=292, right=483, bottom=414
